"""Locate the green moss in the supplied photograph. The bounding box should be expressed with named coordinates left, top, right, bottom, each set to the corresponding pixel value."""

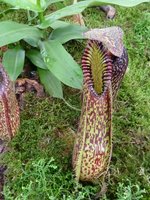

left=0, top=2, right=150, bottom=199
left=0, top=3, right=28, bottom=23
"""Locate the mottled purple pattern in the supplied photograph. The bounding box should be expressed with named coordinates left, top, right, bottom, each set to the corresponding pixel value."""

left=0, top=64, right=20, bottom=140
left=73, top=84, right=112, bottom=181
left=84, top=27, right=124, bottom=57
left=112, top=48, right=128, bottom=99
left=72, top=41, right=113, bottom=182
left=72, top=39, right=128, bottom=182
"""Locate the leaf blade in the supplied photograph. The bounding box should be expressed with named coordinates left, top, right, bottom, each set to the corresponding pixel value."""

left=49, top=24, right=88, bottom=44
left=38, top=68, right=63, bottom=98
left=41, top=0, right=150, bottom=28
left=26, top=50, right=47, bottom=69
left=39, top=40, right=83, bottom=89
left=0, top=21, right=42, bottom=47
left=0, top=0, right=42, bottom=12
left=41, top=0, right=64, bottom=10
left=2, top=47, right=25, bottom=81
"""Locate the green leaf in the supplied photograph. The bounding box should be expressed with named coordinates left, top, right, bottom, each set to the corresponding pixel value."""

left=41, top=0, right=150, bottom=28
left=2, top=47, right=25, bottom=81
left=38, top=19, right=70, bottom=30
left=41, top=0, right=64, bottom=10
left=38, top=68, right=63, bottom=98
left=27, top=10, right=38, bottom=22
left=39, top=40, right=83, bottom=89
left=49, top=24, right=88, bottom=44
left=0, top=0, right=43, bottom=12
left=0, top=7, right=19, bottom=16
left=24, top=38, right=39, bottom=47
left=49, top=20, right=71, bottom=29
left=0, top=21, right=42, bottom=47
left=26, top=49, right=47, bottom=69
left=84, top=0, right=150, bottom=6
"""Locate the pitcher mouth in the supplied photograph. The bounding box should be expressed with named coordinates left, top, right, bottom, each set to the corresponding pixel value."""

left=81, top=40, right=113, bottom=98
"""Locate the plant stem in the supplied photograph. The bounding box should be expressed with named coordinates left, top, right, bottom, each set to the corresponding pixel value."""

left=37, top=0, right=41, bottom=7
left=73, top=0, right=77, bottom=4
left=37, top=0, right=44, bottom=23
left=63, top=98, right=81, bottom=111
left=38, top=12, right=44, bottom=23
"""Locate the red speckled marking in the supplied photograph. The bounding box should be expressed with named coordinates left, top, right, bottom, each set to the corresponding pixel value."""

left=0, top=64, right=20, bottom=140
left=72, top=41, right=112, bottom=182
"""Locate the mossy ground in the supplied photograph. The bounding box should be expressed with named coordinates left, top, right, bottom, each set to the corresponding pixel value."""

left=0, top=2, right=150, bottom=200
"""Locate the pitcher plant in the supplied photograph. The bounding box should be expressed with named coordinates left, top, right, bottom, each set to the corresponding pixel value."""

left=72, top=27, right=128, bottom=182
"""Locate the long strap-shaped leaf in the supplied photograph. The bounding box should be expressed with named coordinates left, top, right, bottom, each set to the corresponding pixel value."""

left=0, top=64, right=20, bottom=140
left=72, top=41, right=113, bottom=182
left=40, top=0, right=149, bottom=28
